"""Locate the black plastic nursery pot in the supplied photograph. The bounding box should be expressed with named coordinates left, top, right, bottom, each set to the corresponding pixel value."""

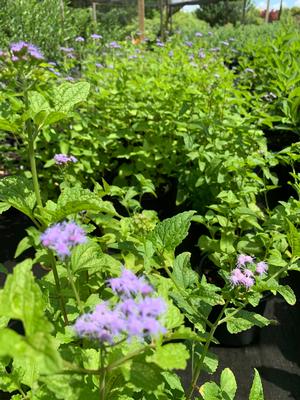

left=212, top=297, right=269, bottom=347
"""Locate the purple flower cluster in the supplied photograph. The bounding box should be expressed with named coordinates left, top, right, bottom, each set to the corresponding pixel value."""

left=75, top=36, right=85, bottom=42
left=10, top=41, right=44, bottom=61
left=54, top=153, right=78, bottom=165
left=230, top=255, right=268, bottom=289
left=109, top=41, right=121, bottom=49
left=60, top=47, right=75, bottom=59
left=41, top=221, right=87, bottom=259
left=91, top=34, right=102, bottom=40
left=74, top=268, right=166, bottom=344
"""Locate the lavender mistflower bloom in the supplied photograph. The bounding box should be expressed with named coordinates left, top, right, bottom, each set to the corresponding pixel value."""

left=75, top=36, right=85, bottom=42
left=237, top=254, right=254, bottom=267
left=95, top=63, right=103, bottom=68
left=11, top=56, right=19, bottom=62
left=74, top=269, right=166, bottom=344
left=230, top=268, right=245, bottom=286
left=54, top=153, right=77, bottom=165
left=41, top=221, right=87, bottom=259
left=48, top=67, right=61, bottom=76
left=91, top=34, right=102, bottom=39
left=256, top=261, right=268, bottom=276
left=208, top=31, right=213, bottom=36
left=189, top=53, right=194, bottom=61
left=168, top=50, right=174, bottom=57
left=60, top=47, right=74, bottom=53
left=198, top=51, right=206, bottom=59
left=128, top=55, right=137, bottom=60
left=109, top=41, right=121, bottom=49
left=185, top=41, right=193, bottom=47
left=210, top=47, right=220, bottom=52
left=229, top=268, right=254, bottom=288
left=156, top=40, right=164, bottom=47
left=10, top=41, right=44, bottom=60
left=10, top=41, right=27, bottom=53
left=65, top=76, right=75, bottom=81
left=195, top=32, right=203, bottom=37
left=108, top=268, right=153, bottom=298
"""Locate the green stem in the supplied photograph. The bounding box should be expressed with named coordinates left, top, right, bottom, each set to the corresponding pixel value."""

left=107, top=345, right=151, bottom=372
left=49, top=251, right=68, bottom=325
left=28, top=136, right=43, bottom=209
left=66, top=260, right=83, bottom=313
left=99, top=346, right=106, bottom=400
left=186, top=299, right=230, bottom=400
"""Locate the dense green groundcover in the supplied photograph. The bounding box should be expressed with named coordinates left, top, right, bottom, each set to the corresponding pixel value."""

left=0, top=18, right=300, bottom=400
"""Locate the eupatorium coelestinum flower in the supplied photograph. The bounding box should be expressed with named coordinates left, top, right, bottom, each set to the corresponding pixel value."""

left=230, top=255, right=268, bottom=289
left=54, top=153, right=78, bottom=165
left=10, top=41, right=44, bottom=60
left=74, top=268, right=166, bottom=344
left=41, top=221, right=87, bottom=259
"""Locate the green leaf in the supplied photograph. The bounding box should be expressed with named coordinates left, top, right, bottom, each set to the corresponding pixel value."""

left=0, top=202, right=11, bottom=214
left=162, top=371, right=185, bottom=392
left=0, top=117, right=18, bottom=132
left=225, top=309, right=272, bottom=334
left=28, top=91, right=50, bottom=115
left=0, top=259, right=51, bottom=335
left=277, top=285, right=296, bottom=305
left=249, top=369, right=264, bottom=400
left=56, top=186, right=116, bottom=222
left=71, top=242, right=120, bottom=274
left=0, top=260, right=62, bottom=374
left=130, top=360, right=163, bottom=391
left=163, top=301, right=185, bottom=330
left=14, top=236, right=32, bottom=258
left=172, top=252, right=198, bottom=289
left=148, top=211, right=195, bottom=253
left=199, top=382, right=221, bottom=400
left=286, top=219, right=300, bottom=259
left=0, top=176, right=35, bottom=218
left=220, top=232, right=235, bottom=254
left=220, top=368, right=237, bottom=400
left=194, top=344, right=218, bottom=374
left=53, top=82, right=90, bottom=112
left=146, top=343, right=189, bottom=370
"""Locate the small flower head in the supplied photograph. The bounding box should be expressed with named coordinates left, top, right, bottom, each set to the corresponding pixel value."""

left=10, top=41, right=44, bottom=61
left=54, top=153, right=77, bottom=165
left=41, top=221, right=86, bottom=259
left=237, top=254, right=254, bottom=268
left=195, top=32, right=203, bottom=37
left=108, top=268, right=153, bottom=298
left=91, top=34, right=102, bottom=40
left=109, top=41, right=121, bottom=49
left=256, top=261, right=268, bottom=276
left=75, top=36, right=85, bottom=42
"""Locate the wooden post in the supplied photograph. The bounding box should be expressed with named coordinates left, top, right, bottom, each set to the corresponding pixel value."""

left=159, top=0, right=164, bottom=39
left=138, top=0, right=145, bottom=40
left=59, top=0, right=65, bottom=22
left=92, top=2, right=97, bottom=27
left=265, top=0, right=270, bottom=22
left=242, top=0, right=247, bottom=24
